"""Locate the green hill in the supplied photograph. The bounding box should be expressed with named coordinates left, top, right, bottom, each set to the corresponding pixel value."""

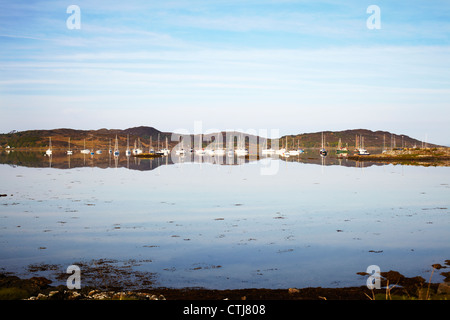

left=0, top=127, right=442, bottom=150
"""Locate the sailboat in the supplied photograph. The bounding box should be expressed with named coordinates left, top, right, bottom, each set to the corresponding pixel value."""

left=46, top=137, right=52, bottom=155
left=289, top=138, right=300, bottom=156
left=195, top=148, right=206, bottom=155
left=287, top=137, right=303, bottom=156
left=261, top=138, right=275, bottom=155
left=281, top=136, right=290, bottom=157
left=81, top=139, right=90, bottom=154
left=114, top=135, right=120, bottom=156
left=297, top=139, right=305, bottom=154
left=126, top=134, right=131, bottom=156
left=175, top=137, right=186, bottom=155
left=319, top=132, right=327, bottom=156
left=132, top=138, right=143, bottom=155
left=149, top=136, right=155, bottom=154
left=235, top=134, right=248, bottom=157
left=90, top=138, right=95, bottom=156
left=357, top=135, right=370, bottom=155
left=66, top=137, right=73, bottom=155
left=275, top=137, right=286, bottom=155
left=157, top=136, right=170, bottom=156
left=211, top=136, right=225, bottom=155
left=336, top=138, right=348, bottom=156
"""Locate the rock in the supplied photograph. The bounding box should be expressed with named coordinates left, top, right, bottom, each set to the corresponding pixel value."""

left=30, top=277, right=52, bottom=288
left=441, top=271, right=450, bottom=282
left=288, top=288, right=300, bottom=294
left=437, top=282, right=450, bottom=294
left=36, top=293, right=47, bottom=300
left=48, top=290, right=61, bottom=299
left=88, top=289, right=100, bottom=296
left=89, top=291, right=112, bottom=300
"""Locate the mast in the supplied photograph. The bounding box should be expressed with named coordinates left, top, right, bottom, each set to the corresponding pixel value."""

left=321, top=132, right=324, bottom=149
left=126, top=134, right=130, bottom=155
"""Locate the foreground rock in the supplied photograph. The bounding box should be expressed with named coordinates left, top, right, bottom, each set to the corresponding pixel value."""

left=28, top=289, right=165, bottom=300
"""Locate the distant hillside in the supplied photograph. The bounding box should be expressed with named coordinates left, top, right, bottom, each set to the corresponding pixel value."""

left=0, top=127, right=443, bottom=150
left=0, top=126, right=172, bottom=150
left=281, top=129, right=440, bottom=149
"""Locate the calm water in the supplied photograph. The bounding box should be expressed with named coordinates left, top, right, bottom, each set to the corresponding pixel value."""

left=0, top=150, right=449, bottom=289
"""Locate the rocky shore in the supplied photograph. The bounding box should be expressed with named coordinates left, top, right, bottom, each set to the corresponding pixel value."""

left=1, top=268, right=449, bottom=300
left=348, top=147, right=450, bottom=166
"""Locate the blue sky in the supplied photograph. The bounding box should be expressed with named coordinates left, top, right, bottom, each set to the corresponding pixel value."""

left=0, top=0, right=449, bottom=145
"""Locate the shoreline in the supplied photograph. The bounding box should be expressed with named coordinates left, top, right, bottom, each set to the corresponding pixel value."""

left=347, top=148, right=450, bottom=165
left=1, top=269, right=449, bottom=300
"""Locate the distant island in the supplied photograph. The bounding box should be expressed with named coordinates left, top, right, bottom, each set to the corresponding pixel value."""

left=0, top=127, right=444, bottom=151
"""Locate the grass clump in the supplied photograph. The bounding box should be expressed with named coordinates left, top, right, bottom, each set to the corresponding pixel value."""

left=0, top=287, right=30, bottom=300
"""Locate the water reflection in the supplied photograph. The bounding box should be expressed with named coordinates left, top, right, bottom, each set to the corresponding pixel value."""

left=0, top=149, right=386, bottom=171
left=0, top=147, right=448, bottom=290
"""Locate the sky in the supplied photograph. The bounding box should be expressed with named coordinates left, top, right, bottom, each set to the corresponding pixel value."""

left=0, top=0, right=449, bottom=145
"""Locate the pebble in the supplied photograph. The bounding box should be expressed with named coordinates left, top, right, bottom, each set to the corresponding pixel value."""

left=28, top=290, right=166, bottom=300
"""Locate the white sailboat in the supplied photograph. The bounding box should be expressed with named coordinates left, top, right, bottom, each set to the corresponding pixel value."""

left=81, top=139, right=90, bottom=154
left=357, top=135, right=370, bottom=155
left=159, top=136, right=170, bottom=156
left=195, top=148, right=206, bottom=155
left=149, top=136, right=155, bottom=154
left=288, top=138, right=302, bottom=156
left=66, top=137, right=73, bottom=155
left=235, top=134, right=248, bottom=157
left=214, top=148, right=225, bottom=156
left=175, top=137, right=186, bottom=155
left=213, top=136, right=225, bottom=155
left=126, top=134, right=131, bottom=156
left=46, top=137, right=52, bottom=155
left=281, top=137, right=292, bottom=157
left=133, top=138, right=143, bottom=155
left=275, top=137, right=286, bottom=155
left=261, top=138, right=275, bottom=155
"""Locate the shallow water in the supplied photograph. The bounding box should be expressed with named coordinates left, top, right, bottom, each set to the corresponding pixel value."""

left=0, top=150, right=449, bottom=289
